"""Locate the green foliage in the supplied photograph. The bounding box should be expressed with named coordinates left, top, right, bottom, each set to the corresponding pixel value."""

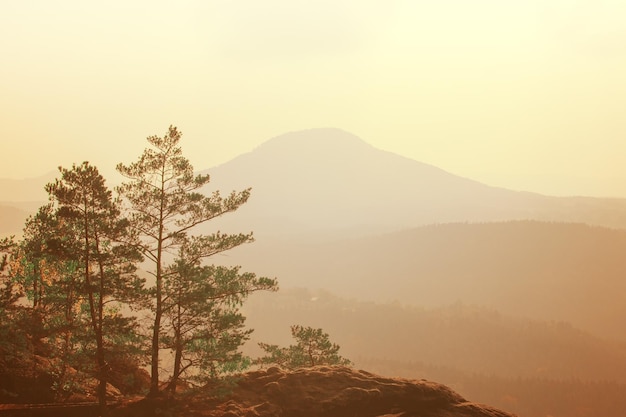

left=9, top=205, right=81, bottom=361
left=162, top=241, right=278, bottom=391
left=0, top=236, right=24, bottom=355
left=0, top=236, right=16, bottom=275
left=256, top=325, right=352, bottom=370
left=0, top=236, right=19, bottom=307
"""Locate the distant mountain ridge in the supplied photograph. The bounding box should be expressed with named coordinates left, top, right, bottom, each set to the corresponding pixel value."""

left=200, top=128, right=626, bottom=237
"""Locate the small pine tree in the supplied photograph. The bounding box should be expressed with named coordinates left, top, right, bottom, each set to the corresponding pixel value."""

left=256, top=325, right=352, bottom=370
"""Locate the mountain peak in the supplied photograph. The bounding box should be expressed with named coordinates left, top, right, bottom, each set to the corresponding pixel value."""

left=200, top=128, right=626, bottom=238
left=252, top=127, right=372, bottom=156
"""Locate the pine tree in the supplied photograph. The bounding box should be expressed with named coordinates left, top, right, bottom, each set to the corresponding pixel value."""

left=116, top=126, right=254, bottom=396
left=45, top=162, right=144, bottom=410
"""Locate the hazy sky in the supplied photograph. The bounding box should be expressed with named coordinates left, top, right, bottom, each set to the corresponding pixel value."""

left=2, top=0, right=626, bottom=197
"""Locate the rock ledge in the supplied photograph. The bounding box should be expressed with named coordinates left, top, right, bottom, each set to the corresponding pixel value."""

left=177, top=366, right=516, bottom=417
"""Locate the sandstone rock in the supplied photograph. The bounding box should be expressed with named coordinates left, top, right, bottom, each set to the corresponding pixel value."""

left=179, top=366, right=516, bottom=417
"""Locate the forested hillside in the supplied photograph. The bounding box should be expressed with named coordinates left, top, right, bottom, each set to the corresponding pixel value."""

left=227, top=220, right=626, bottom=340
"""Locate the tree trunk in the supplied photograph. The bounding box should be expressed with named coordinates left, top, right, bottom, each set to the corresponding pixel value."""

left=167, top=288, right=184, bottom=394
left=96, top=330, right=107, bottom=414
left=167, top=337, right=183, bottom=394
left=149, top=305, right=162, bottom=396
left=149, top=190, right=166, bottom=397
left=149, top=242, right=163, bottom=397
left=95, top=247, right=108, bottom=413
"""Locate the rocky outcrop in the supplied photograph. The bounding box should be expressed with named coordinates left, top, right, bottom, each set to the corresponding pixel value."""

left=2, top=366, right=516, bottom=417
left=178, top=366, right=516, bottom=417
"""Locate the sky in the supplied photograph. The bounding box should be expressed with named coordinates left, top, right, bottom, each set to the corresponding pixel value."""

left=2, top=0, right=626, bottom=197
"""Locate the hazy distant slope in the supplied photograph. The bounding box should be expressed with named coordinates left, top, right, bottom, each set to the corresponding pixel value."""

left=200, top=128, right=626, bottom=237
left=0, top=171, right=54, bottom=202
left=0, top=205, right=29, bottom=236
left=225, top=221, right=626, bottom=340
left=0, top=172, right=53, bottom=236
left=244, top=288, right=626, bottom=383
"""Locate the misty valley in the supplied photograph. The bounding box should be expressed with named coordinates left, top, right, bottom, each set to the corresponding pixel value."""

left=2, top=128, right=626, bottom=417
